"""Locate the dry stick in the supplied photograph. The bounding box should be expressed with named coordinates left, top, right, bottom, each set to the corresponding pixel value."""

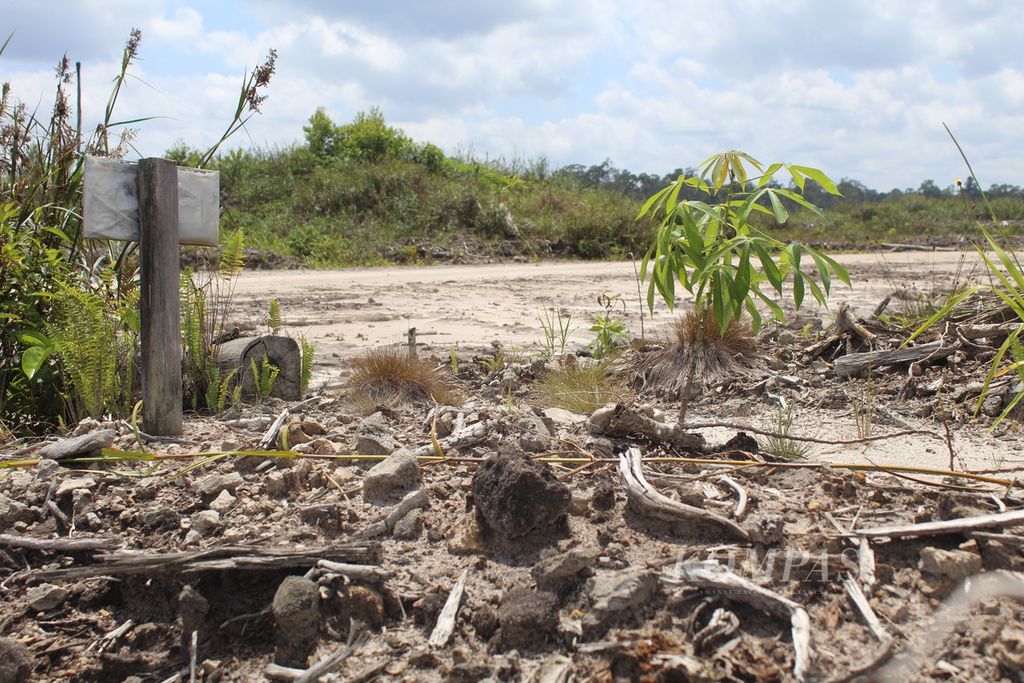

left=855, top=507, right=1024, bottom=539
left=970, top=530, right=1024, bottom=547
left=663, top=564, right=813, bottom=683
left=0, top=534, right=122, bottom=552
left=858, top=536, right=877, bottom=594
left=682, top=419, right=942, bottom=446
left=842, top=576, right=890, bottom=644
left=429, top=569, right=468, bottom=648
left=259, top=408, right=290, bottom=450
left=715, top=474, right=748, bottom=519
left=861, top=454, right=991, bottom=492
left=618, top=447, right=750, bottom=540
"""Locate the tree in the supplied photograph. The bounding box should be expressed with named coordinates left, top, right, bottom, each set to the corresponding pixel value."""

left=303, top=107, right=338, bottom=158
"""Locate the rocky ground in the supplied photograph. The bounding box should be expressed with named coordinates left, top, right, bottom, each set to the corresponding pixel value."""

left=3, top=254, right=1024, bottom=682
left=3, top=318, right=1024, bottom=682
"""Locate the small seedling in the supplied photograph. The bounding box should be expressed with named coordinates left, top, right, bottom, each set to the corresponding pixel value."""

left=758, top=402, right=812, bottom=461
left=539, top=307, right=577, bottom=357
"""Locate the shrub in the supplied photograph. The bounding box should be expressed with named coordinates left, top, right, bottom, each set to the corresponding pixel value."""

left=347, top=348, right=461, bottom=411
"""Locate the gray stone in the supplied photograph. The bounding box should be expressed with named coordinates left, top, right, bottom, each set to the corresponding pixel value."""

left=532, top=549, right=597, bottom=593
left=26, top=583, right=69, bottom=611
left=209, top=489, right=236, bottom=514
left=272, top=576, right=320, bottom=667
left=582, top=569, right=659, bottom=636
left=543, top=407, right=588, bottom=427
left=190, top=510, right=221, bottom=535
left=392, top=508, right=423, bottom=540
left=0, top=636, right=32, bottom=683
left=178, top=585, right=209, bottom=648
left=363, top=449, right=419, bottom=500
left=265, top=470, right=290, bottom=497
left=55, top=477, right=97, bottom=499
left=0, top=494, right=33, bottom=526
left=38, top=429, right=117, bottom=460
left=920, top=547, right=982, bottom=580
left=497, top=588, right=559, bottom=651
left=354, top=412, right=400, bottom=455
left=192, top=472, right=243, bottom=499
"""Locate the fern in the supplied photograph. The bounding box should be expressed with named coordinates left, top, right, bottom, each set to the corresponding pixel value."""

left=250, top=355, right=280, bottom=403
left=218, top=229, right=246, bottom=281
left=299, top=335, right=315, bottom=395
left=268, top=299, right=282, bottom=334
left=215, top=367, right=238, bottom=412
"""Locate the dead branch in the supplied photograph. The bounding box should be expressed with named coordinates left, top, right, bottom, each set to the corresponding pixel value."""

left=843, top=576, right=890, bottom=644
left=663, top=563, right=812, bottom=682
left=832, top=341, right=954, bottom=378
left=855, top=508, right=1024, bottom=538
left=715, top=474, right=748, bottom=519
left=33, top=542, right=382, bottom=580
left=618, top=448, right=749, bottom=540
left=0, top=534, right=123, bottom=552
left=312, top=560, right=391, bottom=583
left=259, top=409, right=290, bottom=450
left=682, top=420, right=942, bottom=445
left=407, top=421, right=490, bottom=458
left=858, top=536, right=876, bottom=594
left=429, top=568, right=468, bottom=648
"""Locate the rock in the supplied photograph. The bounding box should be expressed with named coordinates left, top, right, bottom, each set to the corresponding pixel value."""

left=981, top=393, right=1004, bottom=417
left=178, top=585, right=209, bottom=649
left=38, top=429, right=117, bottom=460
left=777, top=330, right=796, bottom=345
left=363, top=449, right=419, bottom=500
left=265, top=470, right=290, bottom=497
left=272, top=576, right=320, bottom=666
left=447, top=514, right=486, bottom=555
left=293, top=437, right=337, bottom=455
left=471, top=445, right=570, bottom=542
left=192, top=472, right=243, bottom=500
left=209, top=489, right=236, bottom=514
left=139, top=506, right=178, bottom=530
left=0, top=494, right=33, bottom=526
left=532, top=549, right=598, bottom=593
left=543, top=407, right=588, bottom=427
left=355, top=412, right=399, bottom=455
left=920, top=547, right=982, bottom=580
left=26, top=583, right=69, bottom=611
left=345, top=585, right=384, bottom=629
left=591, top=480, right=616, bottom=512
left=992, top=627, right=1024, bottom=671
left=190, top=510, right=221, bottom=536
left=582, top=569, right=659, bottom=636
left=0, top=636, right=32, bottom=683
left=518, top=432, right=550, bottom=453
left=497, top=588, right=559, bottom=651
left=470, top=604, right=499, bottom=641
left=393, top=508, right=423, bottom=540
left=55, top=477, right=97, bottom=499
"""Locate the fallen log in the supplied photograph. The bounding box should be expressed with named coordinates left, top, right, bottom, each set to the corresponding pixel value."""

left=618, top=447, right=749, bottom=540
left=216, top=335, right=301, bottom=401
left=34, top=541, right=382, bottom=580
left=832, top=341, right=954, bottom=378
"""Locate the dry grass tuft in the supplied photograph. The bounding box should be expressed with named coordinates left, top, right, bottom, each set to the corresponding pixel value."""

left=347, top=348, right=461, bottom=412
left=638, top=309, right=758, bottom=394
left=535, top=358, right=630, bottom=413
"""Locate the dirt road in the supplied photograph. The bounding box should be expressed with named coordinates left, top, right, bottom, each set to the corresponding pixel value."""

left=231, top=250, right=983, bottom=368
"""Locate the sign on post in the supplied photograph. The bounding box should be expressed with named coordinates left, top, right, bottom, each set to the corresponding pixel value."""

left=83, top=155, right=220, bottom=436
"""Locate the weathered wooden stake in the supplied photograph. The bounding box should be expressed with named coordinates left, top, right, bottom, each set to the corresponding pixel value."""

left=138, top=158, right=183, bottom=435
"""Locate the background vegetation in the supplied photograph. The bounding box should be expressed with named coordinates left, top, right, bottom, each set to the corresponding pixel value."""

left=167, top=108, right=1024, bottom=269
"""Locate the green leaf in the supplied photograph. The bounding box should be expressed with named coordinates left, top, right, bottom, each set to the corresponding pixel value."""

left=752, top=241, right=783, bottom=293
left=789, top=164, right=841, bottom=195
left=773, top=187, right=823, bottom=215
left=17, top=330, right=51, bottom=348
left=793, top=270, right=805, bottom=309
left=810, top=252, right=832, bottom=295
left=767, top=190, right=789, bottom=224
left=21, top=346, right=49, bottom=379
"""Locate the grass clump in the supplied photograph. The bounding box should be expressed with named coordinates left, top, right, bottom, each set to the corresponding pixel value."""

left=347, top=348, right=461, bottom=412
left=638, top=310, right=757, bottom=395
left=757, top=403, right=812, bottom=461
left=535, top=358, right=629, bottom=414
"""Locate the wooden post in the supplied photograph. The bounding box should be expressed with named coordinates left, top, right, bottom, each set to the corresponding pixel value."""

left=138, top=158, right=183, bottom=435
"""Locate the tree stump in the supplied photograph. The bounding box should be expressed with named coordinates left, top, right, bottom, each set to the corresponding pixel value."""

left=215, top=335, right=301, bottom=401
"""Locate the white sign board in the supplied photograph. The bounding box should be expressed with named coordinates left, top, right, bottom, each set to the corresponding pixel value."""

left=82, top=155, right=220, bottom=246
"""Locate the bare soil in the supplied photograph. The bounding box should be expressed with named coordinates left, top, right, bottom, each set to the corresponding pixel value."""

left=2, top=250, right=1024, bottom=682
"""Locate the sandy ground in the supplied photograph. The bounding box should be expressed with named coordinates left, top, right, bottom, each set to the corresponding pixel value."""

left=230, top=250, right=1024, bottom=474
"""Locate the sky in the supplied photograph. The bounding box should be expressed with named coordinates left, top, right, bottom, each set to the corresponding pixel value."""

left=3, top=0, right=1023, bottom=191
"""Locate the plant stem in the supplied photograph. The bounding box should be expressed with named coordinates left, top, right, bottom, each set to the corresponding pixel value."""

left=677, top=305, right=709, bottom=426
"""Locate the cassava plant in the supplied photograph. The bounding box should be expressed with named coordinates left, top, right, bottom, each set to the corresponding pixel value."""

left=639, top=150, right=850, bottom=423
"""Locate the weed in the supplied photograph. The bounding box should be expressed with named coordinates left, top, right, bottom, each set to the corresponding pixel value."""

left=449, top=345, right=460, bottom=374
left=639, top=309, right=756, bottom=395
left=250, top=355, right=280, bottom=404
left=267, top=299, right=282, bottom=334
left=347, top=347, right=461, bottom=410
left=535, top=359, right=629, bottom=413
left=590, top=292, right=629, bottom=360
left=299, top=335, right=315, bottom=396
left=852, top=374, right=875, bottom=438
left=758, top=402, right=812, bottom=461
left=539, top=307, right=577, bottom=357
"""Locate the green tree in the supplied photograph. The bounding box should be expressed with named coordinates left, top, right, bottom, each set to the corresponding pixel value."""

left=303, top=107, right=338, bottom=158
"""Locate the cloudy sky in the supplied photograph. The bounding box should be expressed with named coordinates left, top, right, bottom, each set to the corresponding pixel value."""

left=3, top=0, right=1023, bottom=191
